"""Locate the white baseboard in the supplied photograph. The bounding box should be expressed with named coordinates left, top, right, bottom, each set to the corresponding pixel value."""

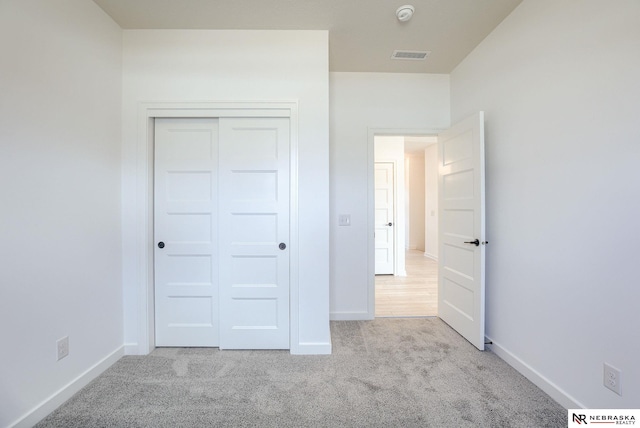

left=292, top=342, right=332, bottom=355
left=486, top=336, right=585, bottom=409
left=330, top=311, right=373, bottom=321
left=424, top=252, right=438, bottom=261
left=9, top=346, right=124, bottom=428
left=124, top=342, right=140, bottom=355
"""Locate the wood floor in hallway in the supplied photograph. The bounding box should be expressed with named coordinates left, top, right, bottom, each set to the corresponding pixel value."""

left=375, top=249, right=438, bottom=317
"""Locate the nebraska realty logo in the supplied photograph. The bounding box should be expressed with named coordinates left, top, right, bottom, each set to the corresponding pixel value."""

left=569, top=409, right=639, bottom=425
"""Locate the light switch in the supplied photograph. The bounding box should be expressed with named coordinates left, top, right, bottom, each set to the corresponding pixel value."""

left=339, top=214, right=351, bottom=226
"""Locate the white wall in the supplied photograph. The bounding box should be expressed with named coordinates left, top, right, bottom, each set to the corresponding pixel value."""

left=330, top=72, right=449, bottom=319
left=424, top=144, right=439, bottom=259
left=121, top=30, right=331, bottom=354
left=407, top=153, right=426, bottom=251
left=0, top=1, right=123, bottom=426
left=375, top=136, right=407, bottom=275
left=451, top=0, right=640, bottom=408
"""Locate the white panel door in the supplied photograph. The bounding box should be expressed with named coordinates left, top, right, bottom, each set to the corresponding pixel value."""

left=375, top=162, right=395, bottom=275
left=438, top=112, right=486, bottom=350
left=218, top=118, right=290, bottom=349
left=154, top=118, right=219, bottom=347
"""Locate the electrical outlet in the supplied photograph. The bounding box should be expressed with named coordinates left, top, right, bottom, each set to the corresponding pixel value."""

left=57, top=336, right=69, bottom=361
left=603, top=363, right=621, bottom=395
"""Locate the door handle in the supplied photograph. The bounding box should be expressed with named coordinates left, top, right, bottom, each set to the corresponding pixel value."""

left=387, top=222, right=393, bottom=226
left=464, top=239, right=480, bottom=246
left=157, top=241, right=165, bottom=249
left=279, top=243, right=286, bottom=250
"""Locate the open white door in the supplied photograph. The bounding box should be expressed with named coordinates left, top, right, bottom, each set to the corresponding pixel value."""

left=374, top=162, right=395, bottom=275
left=154, top=118, right=219, bottom=347
left=438, top=112, right=486, bottom=350
left=218, top=118, right=290, bottom=349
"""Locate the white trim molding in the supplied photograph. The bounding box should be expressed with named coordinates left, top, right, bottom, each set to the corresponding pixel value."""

left=330, top=311, right=373, bottom=321
left=424, top=252, right=438, bottom=261
left=9, top=347, right=124, bottom=428
left=293, top=342, right=332, bottom=355
left=129, top=101, right=300, bottom=355
left=486, top=337, right=585, bottom=409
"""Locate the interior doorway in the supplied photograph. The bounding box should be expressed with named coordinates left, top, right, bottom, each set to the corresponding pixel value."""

left=373, top=135, right=439, bottom=317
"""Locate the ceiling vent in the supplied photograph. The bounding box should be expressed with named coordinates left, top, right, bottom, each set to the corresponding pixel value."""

left=391, top=50, right=431, bottom=61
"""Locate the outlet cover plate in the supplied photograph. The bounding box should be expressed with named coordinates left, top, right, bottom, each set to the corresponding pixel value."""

left=603, top=363, right=621, bottom=395
left=57, top=336, right=69, bottom=361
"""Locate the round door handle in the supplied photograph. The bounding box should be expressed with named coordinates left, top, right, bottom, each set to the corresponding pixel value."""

left=464, top=239, right=480, bottom=247
left=387, top=222, right=393, bottom=226
left=158, top=242, right=165, bottom=249
left=279, top=243, right=286, bottom=250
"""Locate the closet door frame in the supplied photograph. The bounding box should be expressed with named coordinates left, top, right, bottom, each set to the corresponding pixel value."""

left=132, top=101, right=299, bottom=355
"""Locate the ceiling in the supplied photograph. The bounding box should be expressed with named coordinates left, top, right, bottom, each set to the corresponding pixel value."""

left=92, top=0, right=522, bottom=73
left=404, top=136, right=437, bottom=154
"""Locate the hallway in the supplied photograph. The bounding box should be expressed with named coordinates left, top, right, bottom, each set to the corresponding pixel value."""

left=375, top=249, right=438, bottom=317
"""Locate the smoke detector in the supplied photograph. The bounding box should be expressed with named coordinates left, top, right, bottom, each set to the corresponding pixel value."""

left=396, top=5, right=415, bottom=22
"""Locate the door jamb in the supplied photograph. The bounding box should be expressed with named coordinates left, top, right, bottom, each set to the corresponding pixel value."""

left=133, top=101, right=299, bottom=355
left=367, top=127, right=442, bottom=319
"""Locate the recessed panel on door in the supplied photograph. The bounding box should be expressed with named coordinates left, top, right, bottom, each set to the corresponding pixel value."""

left=442, top=130, right=473, bottom=166
left=167, top=296, right=215, bottom=326
left=443, top=210, right=475, bottom=239
left=225, top=129, right=279, bottom=164
left=166, top=172, right=212, bottom=201
left=166, top=214, right=213, bottom=243
left=165, top=255, right=213, bottom=285
left=229, top=298, right=279, bottom=327
left=441, top=278, right=474, bottom=321
left=443, top=244, right=475, bottom=280
left=231, top=171, right=278, bottom=202
left=231, top=256, right=278, bottom=286
left=442, top=170, right=474, bottom=201
left=163, top=130, right=213, bottom=162
left=231, top=214, right=278, bottom=244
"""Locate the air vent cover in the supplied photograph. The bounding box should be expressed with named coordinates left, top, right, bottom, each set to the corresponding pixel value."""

left=391, top=50, right=431, bottom=60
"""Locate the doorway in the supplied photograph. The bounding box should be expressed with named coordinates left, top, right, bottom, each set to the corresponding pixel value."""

left=368, top=113, right=486, bottom=349
left=373, top=134, right=439, bottom=317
